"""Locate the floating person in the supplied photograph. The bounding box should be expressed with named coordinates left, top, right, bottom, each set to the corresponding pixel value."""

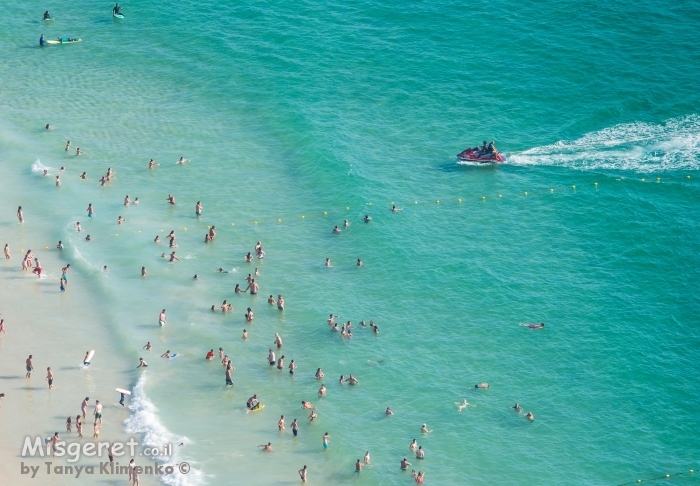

left=513, top=403, right=522, bottom=412
left=85, top=235, right=91, bottom=242
left=520, top=322, right=545, bottom=329
left=160, top=350, right=172, bottom=358
left=357, top=258, right=363, bottom=267
left=364, top=214, right=372, bottom=223
left=475, top=383, right=490, bottom=389
left=391, top=205, right=403, bottom=212
left=80, top=172, right=87, bottom=180
left=526, top=412, right=534, bottom=421
left=385, top=407, right=394, bottom=416
left=176, top=157, right=189, bottom=164
left=456, top=399, right=470, bottom=411
left=258, top=442, right=272, bottom=452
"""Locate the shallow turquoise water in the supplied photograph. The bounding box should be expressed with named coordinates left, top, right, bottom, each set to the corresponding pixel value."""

left=1, top=0, right=699, bottom=484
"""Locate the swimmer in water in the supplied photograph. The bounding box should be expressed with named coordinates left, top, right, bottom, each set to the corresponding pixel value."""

left=148, top=159, right=159, bottom=169
left=87, top=203, right=94, bottom=218
left=277, top=295, right=284, bottom=310
left=166, top=194, right=176, bottom=205
left=117, top=216, right=125, bottom=224
left=56, top=241, right=63, bottom=250
left=308, top=410, right=317, bottom=422
left=513, top=403, right=522, bottom=412
left=258, top=442, right=272, bottom=452
left=160, top=350, right=172, bottom=358
left=143, top=342, right=152, bottom=351
left=137, top=358, right=148, bottom=368
left=169, top=252, right=181, bottom=262
left=17, top=206, right=24, bottom=223
left=332, top=225, right=341, bottom=234
left=385, top=407, right=394, bottom=416
left=80, top=172, right=88, bottom=180
left=76, top=147, right=85, bottom=155
left=315, top=368, right=324, bottom=379
left=456, top=399, right=470, bottom=411
left=278, top=415, right=285, bottom=431
left=357, top=258, right=363, bottom=267
left=318, top=384, right=326, bottom=397
left=195, top=201, right=202, bottom=216
left=268, top=295, right=275, bottom=304
left=301, top=401, right=314, bottom=410
left=525, top=412, right=534, bottom=421
left=273, top=333, right=282, bottom=348
left=141, top=266, right=147, bottom=277
left=325, top=258, right=331, bottom=267
left=391, top=205, right=403, bottom=212
left=176, top=157, right=189, bottom=164
left=158, top=309, right=167, bottom=326
left=343, top=219, right=350, bottom=228
left=85, top=235, right=91, bottom=242
left=421, top=424, right=432, bottom=434
left=520, top=322, right=545, bottom=329
left=124, top=195, right=130, bottom=206
left=475, top=383, right=490, bottom=389
left=65, top=141, right=71, bottom=151
left=75, top=222, right=83, bottom=232
left=242, top=329, right=248, bottom=339
left=55, top=176, right=61, bottom=186
left=363, top=214, right=372, bottom=223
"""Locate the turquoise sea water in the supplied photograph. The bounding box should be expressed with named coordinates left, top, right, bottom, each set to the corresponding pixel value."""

left=1, top=0, right=700, bottom=484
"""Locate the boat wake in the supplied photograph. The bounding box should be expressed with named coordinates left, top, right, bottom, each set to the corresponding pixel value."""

left=509, top=115, right=700, bottom=173
left=124, top=374, right=205, bottom=486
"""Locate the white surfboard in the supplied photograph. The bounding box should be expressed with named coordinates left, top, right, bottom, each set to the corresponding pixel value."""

left=83, top=350, right=95, bottom=365
left=116, top=388, right=132, bottom=395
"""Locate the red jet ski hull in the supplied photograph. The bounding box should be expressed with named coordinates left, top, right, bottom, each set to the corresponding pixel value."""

left=457, top=148, right=505, bottom=163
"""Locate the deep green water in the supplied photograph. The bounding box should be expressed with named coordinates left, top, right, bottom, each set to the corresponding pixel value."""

left=1, top=0, right=699, bottom=484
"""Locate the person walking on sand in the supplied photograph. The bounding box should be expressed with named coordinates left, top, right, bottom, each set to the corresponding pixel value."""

left=25, top=355, right=34, bottom=378
left=119, top=393, right=126, bottom=407
left=46, top=367, right=54, bottom=389
left=93, top=400, right=103, bottom=424
left=0, top=319, right=6, bottom=334
left=81, top=397, right=89, bottom=419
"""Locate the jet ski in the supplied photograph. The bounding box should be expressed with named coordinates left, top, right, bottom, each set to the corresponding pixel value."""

left=457, top=147, right=505, bottom=163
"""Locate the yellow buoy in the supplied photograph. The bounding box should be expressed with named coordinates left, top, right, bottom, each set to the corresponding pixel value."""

left=45, top=246, right=49, bottom=250
left=183, top=228, right=187, bottom=231
left=414, top=201, right=418, bottom=204
left=690, top=469, right=694, bottom=473
left=498, top=194, right=502, bottom=198
left=687, top=175, right=691, bottom=179
left=436, top=200, right=440, bottom=204
left=160, top=229, right=163, bottom=232
left=368, top=202, right=372, bottom=206
left=345, top=206, right=349, bottom=210
left=482, top=196, right=486, bottom=200
left=207, top=225, right=211, bottom=228
left=323, top=211, right=327, bottom=215
left=458, top=198, right=462, bottom=203
left=231, top=223, right=234, bottom=226
left=637, top=480, right=641, bottom=483
left=391, top=201, right=394, bottom=205
left=301, top=215, right=305, bottom=219
left=572, top=185, right=576, bottom=189
left=665, top=474, right=670, bottom=478
left=641, top=178, right=645, bottom=182
left=656, top=177, right=661, bottom=182
left=550, top=189, right=554, bottom=193
left=277, top=219, right=281, bottom=223
left=254, top=221, right=258, bottom=225
left=594, top=182, right=598, bottom=186
left=524, top=192, right=528, bottom=196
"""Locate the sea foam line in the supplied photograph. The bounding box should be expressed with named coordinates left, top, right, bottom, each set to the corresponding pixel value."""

left=508, top=114, right=700, bottom=172
left=124, top=374, right=206, bottom=486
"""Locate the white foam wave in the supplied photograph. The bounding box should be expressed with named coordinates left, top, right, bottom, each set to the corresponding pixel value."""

left=508, top=115, right=700, bottom=172
left=31, top=158, right=54, bottom=174
left=124, top=374, right=206, bottom=486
